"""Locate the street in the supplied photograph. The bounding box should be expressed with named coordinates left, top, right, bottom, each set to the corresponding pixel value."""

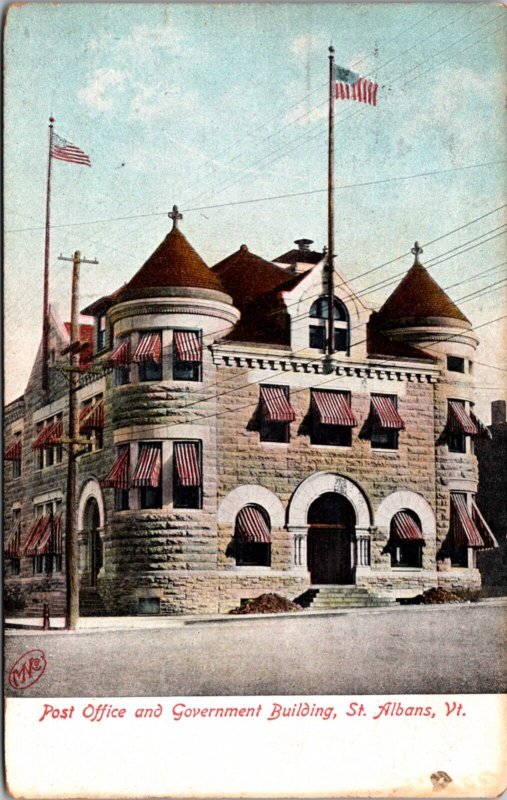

left=5, top=602, right=506, bottom=697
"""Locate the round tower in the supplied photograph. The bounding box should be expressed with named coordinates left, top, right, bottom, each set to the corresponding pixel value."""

left=101, top=207, right=240, bottom=614
left=373, top=242, right=483, bottom=589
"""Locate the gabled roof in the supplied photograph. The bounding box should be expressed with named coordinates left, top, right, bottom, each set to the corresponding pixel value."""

left=274, top=248, right=324, bottom=266
left=212, top=245, right=291, bottom=305
left=117, top=226, right=223, bottom=301
left=377, top=252, right=470, bottom=325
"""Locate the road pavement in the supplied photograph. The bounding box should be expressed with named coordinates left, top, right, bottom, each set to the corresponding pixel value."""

left=5, top=602, right=506, bottom=697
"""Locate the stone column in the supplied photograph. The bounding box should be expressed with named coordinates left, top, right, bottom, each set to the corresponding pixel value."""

left=355, top=528, right=371, bottom=570
left=287, top=525, right=309, bottom=575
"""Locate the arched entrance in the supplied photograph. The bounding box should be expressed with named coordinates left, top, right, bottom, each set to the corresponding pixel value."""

left=307, top=493, right=356, bottom=584
left=83, top=497, right=102, bottom=587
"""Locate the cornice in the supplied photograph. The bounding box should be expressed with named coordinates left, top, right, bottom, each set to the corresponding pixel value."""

left=109, top=298, right=240, bottom=327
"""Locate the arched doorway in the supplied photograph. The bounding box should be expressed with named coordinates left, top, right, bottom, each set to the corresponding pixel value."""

left=307, top=493, right=356, bottom=584
left=83, top=497, right=102, bottom=587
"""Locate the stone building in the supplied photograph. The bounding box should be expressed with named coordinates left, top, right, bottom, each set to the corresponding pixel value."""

left=3, top=211, right=498, bottom=616
left=476, top=401, right=507, bottom=591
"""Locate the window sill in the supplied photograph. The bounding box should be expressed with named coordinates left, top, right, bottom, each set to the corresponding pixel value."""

left=391, top=567, right=423, bottom=572
left=371, top=448, right=399, bottom=454
left=310, top=444, right=352, bottom=450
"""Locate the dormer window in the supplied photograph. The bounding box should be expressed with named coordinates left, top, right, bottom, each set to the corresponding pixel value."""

left=97, top=315, right=107, bottom=351
left=309, top=297, right=349, bottom=352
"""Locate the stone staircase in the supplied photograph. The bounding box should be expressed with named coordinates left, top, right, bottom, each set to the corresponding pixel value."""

left=79, top=587, right=109, bottom=616
left=295, top=585, right=397, bottom=611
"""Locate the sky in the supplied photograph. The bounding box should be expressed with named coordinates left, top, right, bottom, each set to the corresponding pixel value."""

left=4, top=2, right=507, bottom=418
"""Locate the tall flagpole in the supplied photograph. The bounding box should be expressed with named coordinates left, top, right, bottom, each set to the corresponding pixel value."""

left=42, top=116, right=55, bottom=392
left=327, top=47, right=335, bottom=356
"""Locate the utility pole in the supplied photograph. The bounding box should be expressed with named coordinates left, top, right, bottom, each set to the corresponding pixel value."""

left=327, top=45, right=336, bottom=356
left=58, top=250, right=98, bottom=630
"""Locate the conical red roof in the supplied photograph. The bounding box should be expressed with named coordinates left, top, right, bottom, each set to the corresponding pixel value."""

left=117, top=226, right=223, bottom=301
left=377, top=260, right=470, bottom=325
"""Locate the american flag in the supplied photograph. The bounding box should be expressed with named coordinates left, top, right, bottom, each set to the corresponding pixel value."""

left=333, top=64, right=379, bottom=107
left=51, top=133, right=91, bottom=166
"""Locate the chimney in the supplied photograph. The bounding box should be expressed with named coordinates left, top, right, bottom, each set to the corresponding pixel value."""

left=491, top=400, right=506, bottom=426
left=294, top=238, right=313, bottom=252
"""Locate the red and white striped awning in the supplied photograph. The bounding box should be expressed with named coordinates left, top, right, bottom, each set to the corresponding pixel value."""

left=470, top=411, right=492, bottom=440
left=448, top=401, right=478, bottom=435
left=390, top=511, right=424, bottom=542
left=312, top=391, right=357, bottom=427
left=450, top=494, right=484, bottom=548
left=132, top=332, right=162, bottom=364
left=371, top=395, right=405, bottom=430
left=472, top=502, right=498, bottom=549
left=37, top=513, right=63, bottom=555
left=80, top=399, right=105, bottom=431
left=24, top=516, right=52, bottom=557
left=31, top=420, right=63, bottom=450
left=108, top=338, right=131, bottom=367
left=235, top=505, right=271, bottom=543
left=102, top=447, right=130, bottom=490
left=4, top=522, right=22, bottom=558
left=173, top=442, right=201, bottom=487
left=260, top=386, right=296, bottom=422
left=173, top=330, right=201, bottom=362
left=132, top=445, right=162, bottom=488
left=4, top=440, right=22, bottom=461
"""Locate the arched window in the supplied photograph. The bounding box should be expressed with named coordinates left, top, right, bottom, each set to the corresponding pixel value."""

left=309, top=297, right=349, bottom=352
left=387, top=509, right=424, bottom=568
left=234, top=505, right=271, bottom=567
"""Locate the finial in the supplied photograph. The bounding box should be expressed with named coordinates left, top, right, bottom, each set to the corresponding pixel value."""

left=329, top=45, right=335, bottom=56
left=411, top=241, right=423, bottom=266
left=168, top=205, right=183, bottom=229
left=49, top=116, right=55, bottom=125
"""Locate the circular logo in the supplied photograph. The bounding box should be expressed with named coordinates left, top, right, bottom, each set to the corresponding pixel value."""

left=9, top=649, right=47, bottom=690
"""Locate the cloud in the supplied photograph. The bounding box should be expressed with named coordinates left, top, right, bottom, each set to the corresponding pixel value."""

left=129, top=82, right=198, bottom=121
left=78, top=68, right=128, bottom=112
left=89, top=24, right=183, bottom=59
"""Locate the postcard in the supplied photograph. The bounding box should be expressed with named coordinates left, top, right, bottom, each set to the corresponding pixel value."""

left=3, top=2, right=506, bottom=798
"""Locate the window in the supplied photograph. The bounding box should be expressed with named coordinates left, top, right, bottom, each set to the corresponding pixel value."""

left=370, top=395, right=403, bottom=450
left=173, top=441, right=202, bottom=509
left=29, top=500, right=62, bottom=574
left=447, top=400, right=476, bottom=453
left=259, top=385, right=294, bottom=443
left=5, top=508, right=22, bottom=574
left=97, top=315, right=107, bottom=351
left=447, top=355, right=465, bottom=373
left=79, top=396, right=104, bottom=452
left=173, top=330, right=202, bottom=381
left=33, top=415, right=63, bottom=469
left=445, top=492, right=496, bottom=567
left=310, top=390, right=356, bottom=446
left=234, top=505, right=271, bottom=567
left=387, top=510, right=424, bottom=568
left=132, top=443, right=162, bottom=509
left=109, top=337, right=131, bottom=386
left=5, top=433, right=22, bottom=478
left=115, top=488, right=130, bottom=512
left=102, top=445, right=130, bottom=510
left=309, top=297, right=349, bottom=353
left=134, top=332, right=163, bottom=382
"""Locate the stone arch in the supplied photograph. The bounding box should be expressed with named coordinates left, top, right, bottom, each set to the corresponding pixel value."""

left=218, top=485, right=285, bottom=529
left=287, top=472, right=372, bottom=529
left=78, top=478, right=106, bottom=532
left=375, top=491, right=436, bottom=536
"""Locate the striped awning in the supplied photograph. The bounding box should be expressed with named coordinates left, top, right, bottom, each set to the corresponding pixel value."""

left=260, top=386, right=296, bottom=422
left=235, top=506, right=271, bottom=543
left=450, top=494, right=484, bottom=548
left=24, top=516, right=52, bottom=557
left=472, top=502, right=498, bottom=549
left=108, top=338, right=131, bottom=367
left=80, top=399, right=105, bottom=432
left=37, top=513, right=63, bottom=555
left=4, top=522, right=22, bottom=558
left=102, top=447, right=130, bottom=490
left=173, top=330, right=201, bottom=362
left=448, top=401, right=478, bottom=435
left=470, top=411, right=492, bottom=440
left=312, top=391, right=357, bottom=427
left=4, top=440, right=22, bottom=461
left=371, top=395, right=405, bottom=430
left=132, top=332, right=162, bottom=364
left=31, top=419, right=63, bottom=450
left=173, top=442, right=201, bottom=487
left=390, top=511, right=424, bottom=542
left=132, top=445, right=162, bottom=488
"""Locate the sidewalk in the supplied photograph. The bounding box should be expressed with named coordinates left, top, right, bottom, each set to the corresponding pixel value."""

left=5, top=595, right=507, bottom=634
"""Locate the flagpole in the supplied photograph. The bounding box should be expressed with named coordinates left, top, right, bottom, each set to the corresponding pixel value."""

left=327, top=46, right=335, bottom=356
left=42, top=116, right=55, bottom=392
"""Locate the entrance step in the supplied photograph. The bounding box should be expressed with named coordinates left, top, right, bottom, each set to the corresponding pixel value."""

left=295, top=586, right=397, bottom=610
left=79, top=587, right=108, bottom=616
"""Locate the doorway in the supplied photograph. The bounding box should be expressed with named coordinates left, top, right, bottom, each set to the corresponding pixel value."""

left=83, top=497, right=102, bottom=587
left=307, top=492, right=356, bottom=584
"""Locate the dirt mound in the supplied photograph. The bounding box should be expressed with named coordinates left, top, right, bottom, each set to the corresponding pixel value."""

left=229, top=593, right=303, bottom=615
left=401, top=586, right=464, bottom=605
